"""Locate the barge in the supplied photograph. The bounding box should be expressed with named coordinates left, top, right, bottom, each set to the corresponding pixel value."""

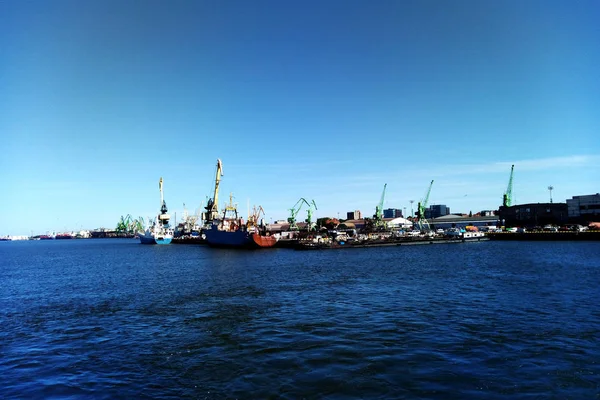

left=294, top=234, right=489, bottom=250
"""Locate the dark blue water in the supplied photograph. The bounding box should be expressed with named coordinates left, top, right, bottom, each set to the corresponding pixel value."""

left=1, top=239, right=598, bottom=399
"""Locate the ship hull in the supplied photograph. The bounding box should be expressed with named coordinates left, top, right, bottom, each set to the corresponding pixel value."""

left=138, top=231, right=173, bottom=245
left=251, top=233, right=279, bottom=248
left=204, top=226, right=279, bottom=249
left=204, top=227, right=252, bottom=247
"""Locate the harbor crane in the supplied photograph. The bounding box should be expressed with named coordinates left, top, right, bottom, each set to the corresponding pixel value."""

left=179, top=202, right=202, bottom=234
left=503, top=164, right=514, bottom=207
left=158, top=177, right=170, bottom=227
left=288, top=198, right=312, bottom=231
left=305, top=199, right=318, bottom=231
left=374, top=183, right=387, bottom=228
left=416, top=180, right=434, bottom=232
left=247, top=205, right=266, bottom=229
left=203, top=159, right=223, bottom=225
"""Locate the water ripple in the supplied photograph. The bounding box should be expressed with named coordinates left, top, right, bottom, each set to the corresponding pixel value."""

left=0, top=240, right=599, bottom=399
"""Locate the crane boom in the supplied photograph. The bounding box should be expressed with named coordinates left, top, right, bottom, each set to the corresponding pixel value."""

left=503, top=164, right=514, bottom=207
left=375, top=184, right=387, bottom=220
left=372, top=183, right=388, bottom=229
left=204, top=159, right=223, bottom=224
left=159, top=177, right=164, bottom=205
left=306, top=199, right=318, bottom=231
left=423, top=180, right=434, bottom=209
left=288, top=198, right=311, bottom=231
left=417, top=180, right=434, bottom=232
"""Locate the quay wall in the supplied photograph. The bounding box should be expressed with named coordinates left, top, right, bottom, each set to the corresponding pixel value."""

left=488, top=231, right=600, bottom=241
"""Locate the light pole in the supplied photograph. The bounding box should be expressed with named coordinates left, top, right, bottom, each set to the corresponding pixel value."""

left=548, top=185, right=554, bottom=203
left=403, top=207, right=406, bottom=218
left=409, top=200, right=414, bottom=218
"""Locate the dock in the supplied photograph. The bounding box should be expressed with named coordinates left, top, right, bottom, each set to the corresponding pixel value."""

left=487, top=231, right=600, bottom=241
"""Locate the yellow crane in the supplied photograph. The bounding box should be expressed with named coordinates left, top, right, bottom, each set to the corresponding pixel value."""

left=203, top=159, right=223, bottom=225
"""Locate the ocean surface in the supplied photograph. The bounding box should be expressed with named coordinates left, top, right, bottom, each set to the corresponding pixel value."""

left=1, top=239, right=598, bottom=399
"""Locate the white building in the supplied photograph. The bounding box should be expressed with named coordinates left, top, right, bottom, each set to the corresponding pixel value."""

left=386, top=217, right=413, bottom=228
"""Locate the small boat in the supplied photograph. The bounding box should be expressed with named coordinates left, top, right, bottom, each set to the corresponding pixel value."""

left=139, top=177, right=174, bottom=245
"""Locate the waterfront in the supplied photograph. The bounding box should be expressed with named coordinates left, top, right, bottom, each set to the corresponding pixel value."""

left=1, top=239, right=598, bottom=399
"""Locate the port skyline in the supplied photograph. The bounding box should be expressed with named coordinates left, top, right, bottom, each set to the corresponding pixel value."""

left=4, top=158, right=597, bottom=238
left=2, top=1, right=598, bottom=236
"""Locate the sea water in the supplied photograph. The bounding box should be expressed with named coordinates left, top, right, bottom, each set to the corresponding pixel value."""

left=1, top=239, right=598, bottom=399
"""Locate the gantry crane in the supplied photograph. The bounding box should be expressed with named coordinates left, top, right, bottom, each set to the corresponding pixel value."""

left=373, top=183, right=387, bottom=228
left=288, top=198, right=311, bottom=231
left=203, top=159, right=223, bottom=225
left=503, top=164, right=514, bottom=207
left=416, top=180, right=434, bottom=232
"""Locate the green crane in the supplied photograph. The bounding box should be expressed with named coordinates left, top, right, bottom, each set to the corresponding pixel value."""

left=416, top=180, right=434, bottom=232
left=503, top=164, right=514, bottom=207
left=305, top=199, right=318, bottom=231
left=288, top=198, right=311, bottom=231
left=116, top=214, right=132, bottom=233
left=131, top=216, right=145, bottom=234
left=374, top=183, right=387, bottom=228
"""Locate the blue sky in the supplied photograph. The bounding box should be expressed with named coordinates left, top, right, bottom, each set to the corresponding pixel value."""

left=1, top=0, right=599, bottom=235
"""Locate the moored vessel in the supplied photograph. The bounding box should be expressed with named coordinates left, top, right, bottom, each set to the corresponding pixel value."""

left=204, top=196, right=279, bottom=248
left=201, top=165, right=279, bottom=249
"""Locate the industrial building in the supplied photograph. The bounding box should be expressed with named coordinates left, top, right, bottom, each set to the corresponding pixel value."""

left=346, top=210, right=362, bottom=220
left=428, top=214, right=499, bottom=230
left=425, top=204, right=450, bottom=219
left=383, top=208, right=403, bottom=218
left=498, top=202, right=568, bottom=227
left=567, top=194, right=600, bottom=223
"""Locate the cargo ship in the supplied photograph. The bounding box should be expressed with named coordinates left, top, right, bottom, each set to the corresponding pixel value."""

left=200, top=159, right=278, bottom=248
left=204, top=195, right=279, bottom=248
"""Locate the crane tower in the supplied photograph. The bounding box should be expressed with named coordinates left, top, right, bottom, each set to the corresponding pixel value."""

left=374, top=183, right=387, bottom=228
left=503, top=164, right=514, bottom=207
left=204, top=159, right=223, bottom=225
left=288, top=198, right=311, bottom=231
left=416, top=180, right=434, bottom=232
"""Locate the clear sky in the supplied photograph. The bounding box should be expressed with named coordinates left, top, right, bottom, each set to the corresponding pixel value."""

left=1, top=0, right=599, bottom=236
